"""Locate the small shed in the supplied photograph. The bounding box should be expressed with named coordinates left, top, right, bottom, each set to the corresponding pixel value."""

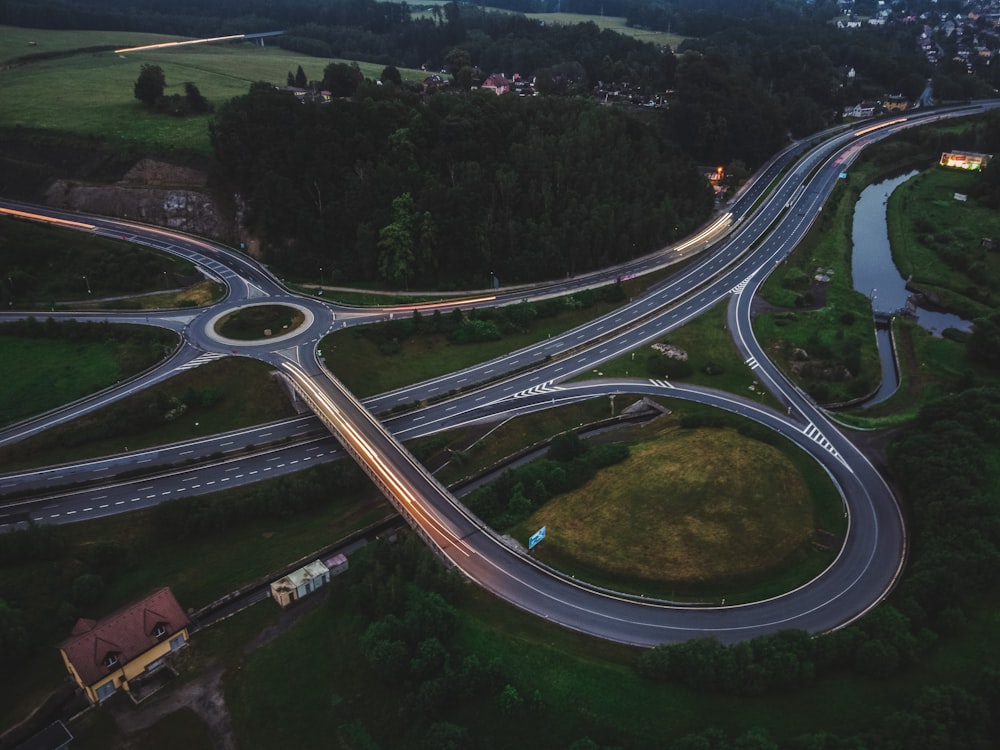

left=270, top=560, right=331, bottom=608
left=327, top=553, right=349, bottom=576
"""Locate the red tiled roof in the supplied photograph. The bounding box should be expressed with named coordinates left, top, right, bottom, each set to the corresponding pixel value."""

left=60, top=587, right=189, bottom=686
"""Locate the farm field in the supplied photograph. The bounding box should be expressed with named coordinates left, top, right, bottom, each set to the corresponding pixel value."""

left=0, top=26, right=426, bottom=154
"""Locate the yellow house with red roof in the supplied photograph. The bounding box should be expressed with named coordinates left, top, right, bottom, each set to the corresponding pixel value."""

left=58, top=587, right=190, bottom=704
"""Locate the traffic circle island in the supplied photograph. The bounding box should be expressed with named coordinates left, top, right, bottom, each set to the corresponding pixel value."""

left=205, top=302, right=315, bottom=347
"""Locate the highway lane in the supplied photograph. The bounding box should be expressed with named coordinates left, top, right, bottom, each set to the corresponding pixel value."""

left=0, top=414, right=325, bottom=497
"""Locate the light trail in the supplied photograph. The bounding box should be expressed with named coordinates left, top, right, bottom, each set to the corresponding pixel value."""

left=115, top=34, right=246, bottom=54
left=853, top=117, right=907, bottom=137
left=0, top=207, right=95, bottom=230
left=672, top=212, right=732, bottom=254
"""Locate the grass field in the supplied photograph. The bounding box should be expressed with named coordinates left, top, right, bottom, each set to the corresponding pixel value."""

left=886, top=165, right=1000, bottom=318
left=515, top=427, right=816, bottom=591
left=71, top=279, right=227, bottom=311
left=0, top=336, right=123, bottom=426
left=525, top=12, right=688, bottom=49
left=596, top=299, right=782, bottom=409
left=0, top=356, right=298, bottom=470
left=0, top=26, right=427, bottom=155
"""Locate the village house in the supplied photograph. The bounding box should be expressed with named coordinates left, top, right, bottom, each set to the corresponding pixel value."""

left=58, top=587, right=190, bottom=704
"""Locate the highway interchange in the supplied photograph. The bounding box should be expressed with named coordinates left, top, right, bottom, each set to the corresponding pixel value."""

left=2, top=102, right=997, bottom=645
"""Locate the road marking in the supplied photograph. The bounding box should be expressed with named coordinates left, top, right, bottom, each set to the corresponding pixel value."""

left=649, top=378, right=675, bottom=389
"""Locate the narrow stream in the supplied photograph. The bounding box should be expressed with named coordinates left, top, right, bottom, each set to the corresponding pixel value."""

left=850, top=171, right=973, bottom=407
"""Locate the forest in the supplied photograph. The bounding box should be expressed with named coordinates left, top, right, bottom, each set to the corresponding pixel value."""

left=210, top=85, right=714, bottom=286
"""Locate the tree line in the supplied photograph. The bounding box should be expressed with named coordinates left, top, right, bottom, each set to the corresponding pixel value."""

left=210, top=85, right=713, bottom=287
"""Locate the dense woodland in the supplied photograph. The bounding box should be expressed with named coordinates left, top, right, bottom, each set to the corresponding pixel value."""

left=210, top=87, right=713, bottom=286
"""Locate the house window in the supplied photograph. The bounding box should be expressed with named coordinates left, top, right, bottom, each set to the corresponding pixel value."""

left=153, top=623, right=167, bottom=639
left=95, top=681, right=117, bottom=702
left=169, top=633, right=186, bottom=651
left=103, top=653, right=119, bottom=669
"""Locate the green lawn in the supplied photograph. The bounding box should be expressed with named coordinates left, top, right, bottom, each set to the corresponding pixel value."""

left=524, top=12, right=688, bottom=49
left=595, top=299, right=782, bottom=409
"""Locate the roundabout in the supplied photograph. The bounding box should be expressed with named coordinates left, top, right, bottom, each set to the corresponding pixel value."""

left=190, top=298, right=336, bottom=353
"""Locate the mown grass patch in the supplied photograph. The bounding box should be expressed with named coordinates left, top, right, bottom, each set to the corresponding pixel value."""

left=214, top=303, right=305, bottom=340
left=596, top=300, right=782, bottom=407
left=0, top=356, right=297, bottom=470
left=0, top=336, right=121, bottom=426
left=512, top=427, right=824, bottom=600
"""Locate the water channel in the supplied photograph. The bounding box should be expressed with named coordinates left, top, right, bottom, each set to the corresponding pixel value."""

left=852, top=171, right=973, bottom=333
left=850, top=171, right=973, bottom=407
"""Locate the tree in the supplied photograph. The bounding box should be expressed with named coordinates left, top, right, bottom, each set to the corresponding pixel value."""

left=381, top=65, right=402, bottom=86
left=968, top=311, right=1000, bottom=369
left=294, top=64, right=308, bottom=87
left=134, top=64, right=165, bottom=107
left=323, top=61, right=364, bottom=97
left=184, top=82, right=210, bottom=114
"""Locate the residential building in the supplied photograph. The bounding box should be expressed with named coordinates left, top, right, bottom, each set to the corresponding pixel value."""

left=58, top=588, right=190, bottom=704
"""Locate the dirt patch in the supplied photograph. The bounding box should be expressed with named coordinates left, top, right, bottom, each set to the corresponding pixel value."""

left=45, top=158, right=227, bottom=240
left=107, top=661, right=235, bottom=750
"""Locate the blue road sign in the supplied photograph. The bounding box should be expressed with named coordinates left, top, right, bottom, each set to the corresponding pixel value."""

left=528, top=526, right=547, bottom=550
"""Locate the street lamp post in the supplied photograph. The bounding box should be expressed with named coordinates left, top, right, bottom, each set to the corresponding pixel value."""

left=82, top=275, right=91, bottom=294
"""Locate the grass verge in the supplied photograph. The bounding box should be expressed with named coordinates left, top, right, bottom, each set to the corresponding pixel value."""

left=0, top=356, right=297, bottom=471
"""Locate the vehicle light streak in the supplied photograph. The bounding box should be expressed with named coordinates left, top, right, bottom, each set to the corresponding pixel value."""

left=672, top=212, right=732, bottom=253
left=392, top=295, right=497, bottom=312
left=0, top=207, right=95, bottom=230
left=853, top=118, right=907, bottom=137
left=115, top=34, right=245, bottom=54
